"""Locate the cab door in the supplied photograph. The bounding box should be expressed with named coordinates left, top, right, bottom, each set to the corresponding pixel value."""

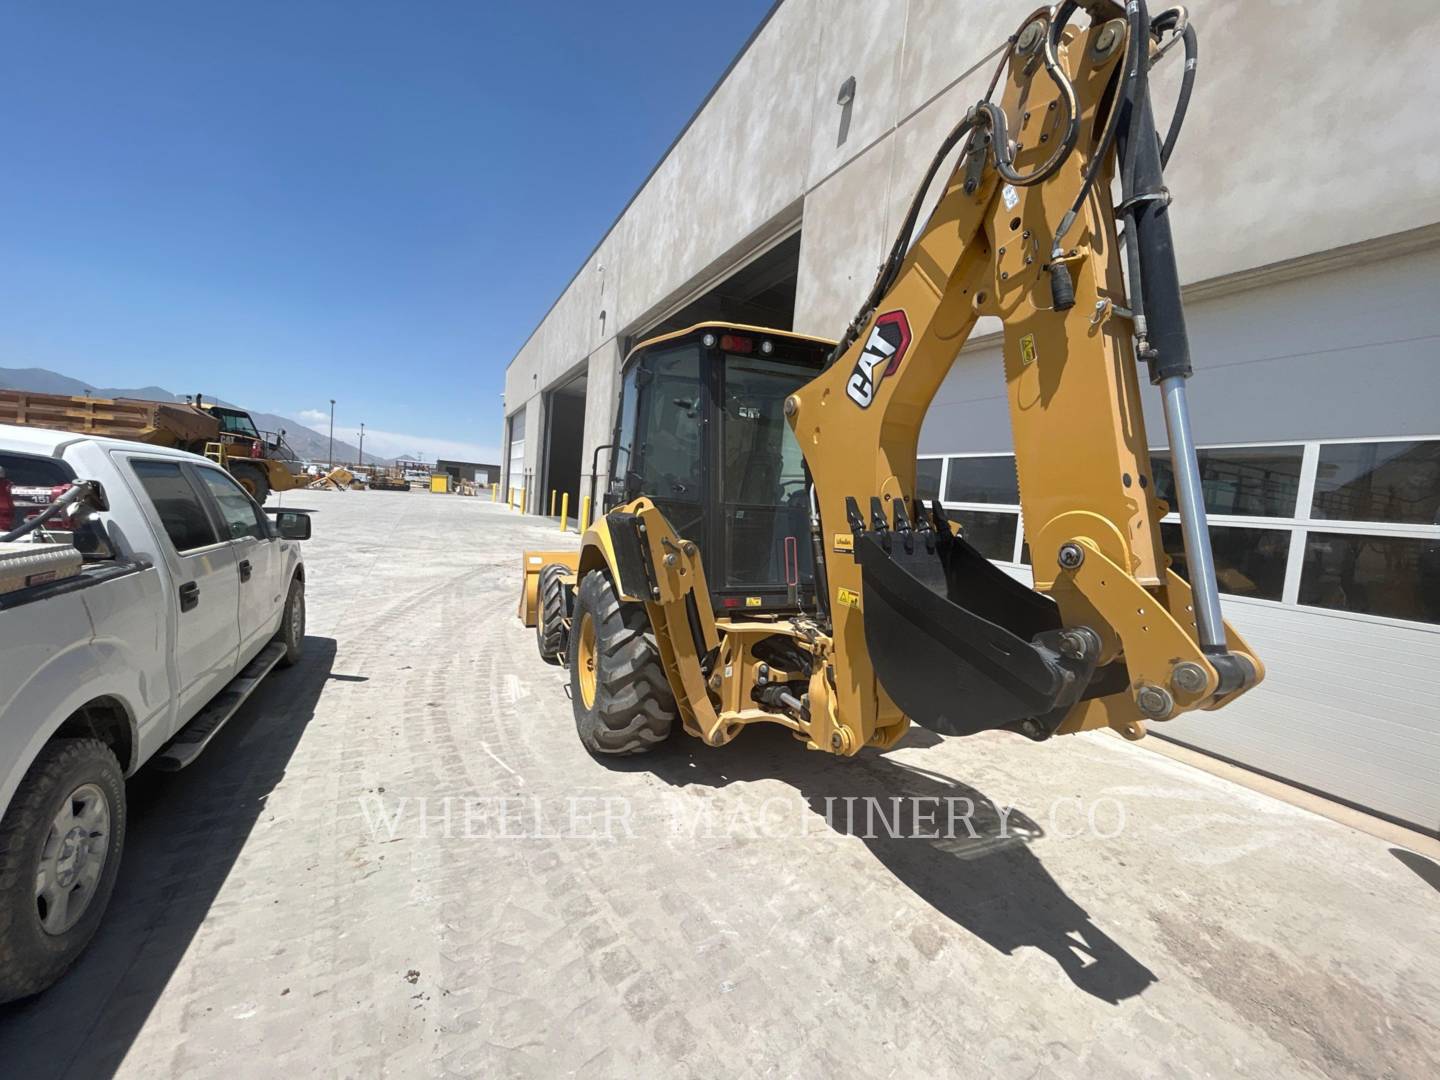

left=191, top=464, right=282, bottom=662
left=126, top=458, right=242, bottom=726
left=628, top=343, right=707, bottom=543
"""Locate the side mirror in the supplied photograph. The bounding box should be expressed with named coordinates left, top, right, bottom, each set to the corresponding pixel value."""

left=273, top=510, right=312, bottom=540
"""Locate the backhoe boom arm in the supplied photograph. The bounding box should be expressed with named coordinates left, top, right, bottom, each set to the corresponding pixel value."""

left=788, top=0, right=1262, bottom=752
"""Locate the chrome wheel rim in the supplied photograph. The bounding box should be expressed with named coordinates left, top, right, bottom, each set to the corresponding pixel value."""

left=35, top=783, right=111, bottom=935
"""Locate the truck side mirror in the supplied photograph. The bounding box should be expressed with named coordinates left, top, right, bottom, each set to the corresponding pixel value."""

left=272, top=511, right=312, bottom=540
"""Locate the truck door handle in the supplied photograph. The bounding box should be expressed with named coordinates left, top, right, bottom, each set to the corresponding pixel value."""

left=179, top=581, right=200, bottom=611
left=238, top=559, right=252, bottom=583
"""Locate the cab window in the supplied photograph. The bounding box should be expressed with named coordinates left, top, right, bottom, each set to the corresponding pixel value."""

left=195, top=467, right=268, bottom=541
left=131, top=461, right=220, bottom=553
left=633, top=345, right=703, bottom=502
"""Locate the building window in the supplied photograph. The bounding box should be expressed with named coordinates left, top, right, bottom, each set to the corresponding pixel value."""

left=1311, top=440, right=1440, bottom=525
left=1150, top=444, right=1302, bottom=517
left=926, top=435, right=1440, bottom=629
left=916, top=458, right=942, bottom=503
left=1160, top=522, right=1289, bottom=602
left=941, top=454, right=1022, bottom=562
left=944, top=454, right=1018, bottom=505
left=1299, top=532, right=1440, bottom=623
left=947, top=508, right=1019, bottom=562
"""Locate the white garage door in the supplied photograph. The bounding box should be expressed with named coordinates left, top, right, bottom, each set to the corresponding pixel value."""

left=918, top=245, right=1440, bottom=834
left=507, top=407, right=526, bottom=507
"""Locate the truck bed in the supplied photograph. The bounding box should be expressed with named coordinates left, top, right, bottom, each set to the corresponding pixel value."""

left=0, top=558, right=154, bottom=613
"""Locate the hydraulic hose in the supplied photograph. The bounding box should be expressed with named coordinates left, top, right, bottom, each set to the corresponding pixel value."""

left=1149, top=8, right=1197, bottom=167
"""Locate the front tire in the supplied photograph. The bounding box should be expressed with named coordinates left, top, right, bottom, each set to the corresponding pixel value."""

left=535, top=563, right=569, bottom=663
left=275, top=575, right=305, bottom=667
left=232, top=463, right=271, bottom=505
left=568, top=571, right=676, bottom=755
left=0, top=739, right=126, bottom=1004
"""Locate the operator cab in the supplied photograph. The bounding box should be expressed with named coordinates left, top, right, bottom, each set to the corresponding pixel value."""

left=606, top=323, right=834, bottom=613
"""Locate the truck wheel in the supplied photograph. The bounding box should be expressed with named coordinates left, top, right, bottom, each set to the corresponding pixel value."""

left=568, top=571, right=676, bottom=755
left=232, top=463, right=271, bottom=505
left=275, top=575, right=305, bottom=667
left=0, top=738, right=126, bottom=1004
left=536, top=563, right=570, bottom=663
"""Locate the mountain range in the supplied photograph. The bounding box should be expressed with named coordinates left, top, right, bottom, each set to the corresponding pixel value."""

left=0, top=366, right=385, bottom=465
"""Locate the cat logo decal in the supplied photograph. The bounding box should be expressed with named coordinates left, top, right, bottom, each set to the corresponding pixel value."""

left=845, top=310, right=912, bottom=408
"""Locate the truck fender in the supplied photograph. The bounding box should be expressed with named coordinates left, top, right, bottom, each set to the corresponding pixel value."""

left=0, top=639, right=146, bottom=822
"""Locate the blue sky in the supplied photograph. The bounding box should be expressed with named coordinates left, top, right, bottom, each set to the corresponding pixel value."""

left=0, top=0, right=773, bottom=462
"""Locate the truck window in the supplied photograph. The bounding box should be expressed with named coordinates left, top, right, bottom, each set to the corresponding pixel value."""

left=131, top=461, right=221, bottom=553
left=0, top=451, right=73, bottom=486
left=194, top=466, right=268, bottom=541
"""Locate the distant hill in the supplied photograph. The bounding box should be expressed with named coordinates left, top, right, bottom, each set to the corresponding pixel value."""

left=0, top=366, right=380, bottom=465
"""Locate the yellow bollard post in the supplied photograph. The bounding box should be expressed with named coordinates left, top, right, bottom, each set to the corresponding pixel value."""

left=559, top=491, right=569, bottom=531
left=519, top=487, right=526, bottom=514
left=549, top=489, right=557, bottom=516
left=490, top=483, right=497, bottom=502
left=579, top=495, right=592, bottom=535
left=509, top=487, right=517, bottom=509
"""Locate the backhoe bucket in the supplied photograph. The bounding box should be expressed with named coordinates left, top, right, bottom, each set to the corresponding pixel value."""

left=852, top=500, right=1094, bottom=738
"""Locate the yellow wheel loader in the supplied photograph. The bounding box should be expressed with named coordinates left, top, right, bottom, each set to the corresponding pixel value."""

left=520, top=0, right=1263, bottom=758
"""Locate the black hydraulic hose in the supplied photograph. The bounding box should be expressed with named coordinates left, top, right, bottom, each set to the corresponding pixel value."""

left=984, top=6, right=1081, bottom=189
left=827, top=109, right=985, bottom=363
left=1050, top=0, right=1143, bottom=257
left=1157, top=19, right=1197, bottom=166
left=829, top=7, right=1078, bottom=362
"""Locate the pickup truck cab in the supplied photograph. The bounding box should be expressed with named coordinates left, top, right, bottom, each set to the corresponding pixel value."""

left=0, top=423, right=311, bottom=1002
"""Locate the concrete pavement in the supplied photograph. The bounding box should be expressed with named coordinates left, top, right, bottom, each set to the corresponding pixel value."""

left=2, top=490, right=1437, bottom=1078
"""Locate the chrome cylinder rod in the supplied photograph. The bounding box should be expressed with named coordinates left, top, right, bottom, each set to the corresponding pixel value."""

left=1159, top=374, right=1226, bottom=652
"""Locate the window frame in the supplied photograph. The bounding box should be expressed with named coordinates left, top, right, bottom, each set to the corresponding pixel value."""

left=127, top=456, right=228, bottom=557
left=192, top=464, right=271, bottom=543
left=923, top=433, right=1440, bottom=633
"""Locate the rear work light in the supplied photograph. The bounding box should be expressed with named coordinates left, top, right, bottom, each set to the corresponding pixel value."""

left=719, top=334, right=753, bottom=354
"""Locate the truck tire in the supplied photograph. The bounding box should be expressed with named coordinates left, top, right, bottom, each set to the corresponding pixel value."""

left=0, top=738, right=126, bottom=1004
left=275, top=575, right=305, bottom=667
left=231, top=463, right=271, bottom=505
left=535, top=563, right=570, bottom=663
left=568, top=570, right=676, bottom=755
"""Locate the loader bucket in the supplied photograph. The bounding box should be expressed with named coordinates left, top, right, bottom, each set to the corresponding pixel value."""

left=853, top=501, right=1090, bottom=737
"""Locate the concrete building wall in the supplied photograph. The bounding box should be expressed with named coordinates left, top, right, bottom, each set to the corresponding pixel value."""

left=505, top=0, right=1440, bottom=497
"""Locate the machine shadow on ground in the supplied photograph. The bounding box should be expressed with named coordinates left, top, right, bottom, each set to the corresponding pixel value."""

left=0, top=636, right=338, bottom=1079
left=611, top=724, right=1157, bottom=1005
left=1391, top=847, right=1440, bottom=894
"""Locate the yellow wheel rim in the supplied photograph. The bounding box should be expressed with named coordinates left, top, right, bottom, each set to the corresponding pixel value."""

left=577, top=612, right=597, bottom=708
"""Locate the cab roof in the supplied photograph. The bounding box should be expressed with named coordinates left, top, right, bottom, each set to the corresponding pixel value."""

left=621, top=321, right=835, bottom=369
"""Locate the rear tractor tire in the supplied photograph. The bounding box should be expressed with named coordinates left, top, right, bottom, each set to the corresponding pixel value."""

left=231, top=463, right=272, bottom=505
left=567, top=570, right=676, bottom=755
left=535, top=563, right=570, bottom=664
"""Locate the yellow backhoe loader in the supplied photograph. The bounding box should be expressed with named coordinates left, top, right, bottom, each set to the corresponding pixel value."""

left=520, top=0, right=1263, bottom=758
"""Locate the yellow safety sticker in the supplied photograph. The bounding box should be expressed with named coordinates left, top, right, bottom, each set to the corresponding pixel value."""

left=836, top=587, right=861, bottom=609
left=833, top=533, right=854, bottom=553
left=745, top=596, right=763, bottom=607
left=1019, top=333, right=1038, bottom=367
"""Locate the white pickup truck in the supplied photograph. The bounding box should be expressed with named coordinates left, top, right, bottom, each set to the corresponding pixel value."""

left=0, top=423, right=312, bottom=1002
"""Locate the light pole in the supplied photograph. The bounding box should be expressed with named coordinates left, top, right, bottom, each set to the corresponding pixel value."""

left=328, top=399, right=336, bottom=469
left=358, top=423, right=365, bottom=467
